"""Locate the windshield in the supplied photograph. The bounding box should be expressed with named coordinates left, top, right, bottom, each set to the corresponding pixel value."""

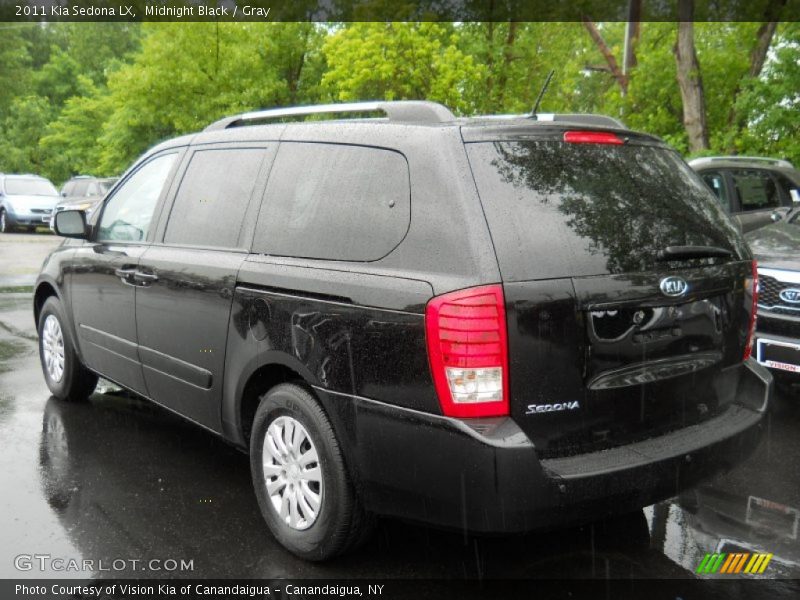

left=466, top=140, right=749, bottom=280
left=4, top=178, right=58, bottom=196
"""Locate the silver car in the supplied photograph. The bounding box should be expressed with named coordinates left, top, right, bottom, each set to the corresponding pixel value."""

left=0, top=174, right=60, bottom=233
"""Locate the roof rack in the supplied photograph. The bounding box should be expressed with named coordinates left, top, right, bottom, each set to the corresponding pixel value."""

left=688, top=156, right=795, bottom=169
left=205, top=101, right=456, bottom=131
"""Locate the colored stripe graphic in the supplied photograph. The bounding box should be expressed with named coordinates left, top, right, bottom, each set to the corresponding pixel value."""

left=698, top=553, right=773, bottom=575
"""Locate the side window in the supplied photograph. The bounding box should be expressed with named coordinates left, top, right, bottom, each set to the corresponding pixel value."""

left=97, top=153, right=177, bottom=242
left=163, top=148, right=265, bottom=248
left=86, top=182, right=99, bottom=196
left=252, top=143, right=410, bottom=261
left=700, top=172, right=727, bottom=207
left=774, top=173, right=800, bottom=206
left=731, top=169, right=780, bottom=212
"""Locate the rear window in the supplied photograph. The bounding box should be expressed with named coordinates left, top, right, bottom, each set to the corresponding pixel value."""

left=5, top=178, right=57, bottom=196
left=466, top=140, right=748, bottom=280
left=252, top=142, right=410, bottom=262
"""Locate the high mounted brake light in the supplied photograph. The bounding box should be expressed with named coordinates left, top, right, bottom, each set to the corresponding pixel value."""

left=425, top=285, right=510, bottom=418
left=563, top=131, right=624, bottom=145
left=744, top=260, right=759, bottom=361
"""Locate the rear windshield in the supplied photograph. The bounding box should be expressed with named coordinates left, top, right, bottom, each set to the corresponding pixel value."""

left=4, top=178, right=58, bottom=196
left=466, top=140, right=748, bottom=280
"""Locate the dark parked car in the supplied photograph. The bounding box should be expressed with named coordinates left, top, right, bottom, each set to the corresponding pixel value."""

left=0, top=173, right=60, bottom=233
left=35, top=101, right=771, bottom=560
left=689, top=156, right=800, bottom=233
left=745, top=209, right=800, bottom=391
left=50, top=176, right=118, bottom=229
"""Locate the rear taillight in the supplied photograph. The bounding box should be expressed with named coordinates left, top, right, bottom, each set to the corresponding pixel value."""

left=425, top=285, right=509, bottom=418
left=563, top=130, right=623, bottom=145
left=744, top=260, right=759, bottom=360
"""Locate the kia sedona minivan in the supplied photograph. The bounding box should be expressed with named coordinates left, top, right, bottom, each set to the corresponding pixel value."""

left=36, top=101, right=772, bottom=560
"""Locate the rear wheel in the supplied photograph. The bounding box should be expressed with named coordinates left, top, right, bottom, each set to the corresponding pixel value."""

left=250, top=383, right=373, bottom=560
left=38, top=296, right=97, bottom=401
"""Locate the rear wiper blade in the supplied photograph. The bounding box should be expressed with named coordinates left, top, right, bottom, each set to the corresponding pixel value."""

left=656, top=245, right=733, bottom=261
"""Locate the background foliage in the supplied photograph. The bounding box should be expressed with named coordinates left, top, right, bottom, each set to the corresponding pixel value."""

left=0, top=21, right=797, bottom=184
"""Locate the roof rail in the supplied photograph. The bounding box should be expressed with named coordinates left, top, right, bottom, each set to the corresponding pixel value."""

left=204, top=101, right=456, bottom=131
left=688, top=156, right=795, bottom=169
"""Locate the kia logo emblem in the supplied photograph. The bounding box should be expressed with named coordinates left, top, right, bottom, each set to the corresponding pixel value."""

left=780, top=288, right=800, bottom=304
left=660, top=276, right=689, bottom=297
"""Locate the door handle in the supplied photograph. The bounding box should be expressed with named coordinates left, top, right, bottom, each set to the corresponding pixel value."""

left=133, top=270, right=158, bottom=285
left=114, top=267, right=137, bottom=284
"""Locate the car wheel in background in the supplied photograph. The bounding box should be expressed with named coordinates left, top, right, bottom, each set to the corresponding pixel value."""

left=0, top=209, right=11, bottom=233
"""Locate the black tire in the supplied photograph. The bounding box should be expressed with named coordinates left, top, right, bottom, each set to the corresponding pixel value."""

left=0, top=208, right=12, bottom=233
left=38, top=296, right=98, bottom=402
left=250, top=383, right=373, bottom=560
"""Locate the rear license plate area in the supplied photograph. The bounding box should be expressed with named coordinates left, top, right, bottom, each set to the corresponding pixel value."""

left=756, top=337, right=800, bottom=373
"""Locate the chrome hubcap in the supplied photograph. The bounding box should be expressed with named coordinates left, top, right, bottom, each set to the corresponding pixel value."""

left=263, top=416, right=322, bottom=531
left=42, top=315, right=65, bottom=383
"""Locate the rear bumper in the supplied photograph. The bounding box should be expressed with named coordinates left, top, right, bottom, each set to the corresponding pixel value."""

left=316, top=360, right=772, bottom=533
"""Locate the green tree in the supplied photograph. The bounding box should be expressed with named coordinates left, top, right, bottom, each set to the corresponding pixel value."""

left=95, top=22, right=324, bottom=173
left=321, top=22, right=485, bottom=114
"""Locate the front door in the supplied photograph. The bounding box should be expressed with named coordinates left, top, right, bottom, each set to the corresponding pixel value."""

left=70, top=152, right=180, bottom=394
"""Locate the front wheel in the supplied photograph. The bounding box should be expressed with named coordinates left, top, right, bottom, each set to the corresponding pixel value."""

left=250, top=383, right=373, bottom=560
left=38, top=296, right=98, bottom=401
left=0, top=209, right=11, bottom=233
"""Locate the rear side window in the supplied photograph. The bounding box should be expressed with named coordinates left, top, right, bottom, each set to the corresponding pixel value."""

left=252, top=142, right=410, bottom=261
left=164, top=148, right=265, bottom=248
left=731, top=169, right=780, bottom=211
left=466, top=140, right=747, bottom=280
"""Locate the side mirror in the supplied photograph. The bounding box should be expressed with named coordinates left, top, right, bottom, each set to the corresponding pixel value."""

left=53, top=210, right=88, bottom=239
left=60, top=191, right=67, bottom=197
left=771, top=211, right=783, bottom=223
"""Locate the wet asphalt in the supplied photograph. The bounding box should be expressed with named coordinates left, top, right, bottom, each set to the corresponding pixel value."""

left=1, top=283, right=799, bottom=592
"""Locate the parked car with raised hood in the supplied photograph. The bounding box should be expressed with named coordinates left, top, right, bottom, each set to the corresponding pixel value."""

left=689, top=156, right=800, bottom=233
left=0, top=173, right=60, bottom=233
left=35, top=101, right=771, bottom=561
left=745, top=208, right=800, bottom=392
left=50, top=176, right=118, bottom=230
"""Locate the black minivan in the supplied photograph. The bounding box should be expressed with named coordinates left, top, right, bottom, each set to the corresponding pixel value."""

left=36, top=101, right=771, bottom=560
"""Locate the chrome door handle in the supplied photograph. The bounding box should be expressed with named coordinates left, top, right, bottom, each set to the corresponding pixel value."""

left=114, top=267, right=137, bottom=282
left=133, top=271, right=158, bottom=285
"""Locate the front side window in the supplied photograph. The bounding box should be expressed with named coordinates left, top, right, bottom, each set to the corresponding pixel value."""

left=731, top=169, right=780, bottom=212
left=97, top=153, right=177, bottom=242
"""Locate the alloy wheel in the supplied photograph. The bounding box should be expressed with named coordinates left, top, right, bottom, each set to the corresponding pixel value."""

left=42, top=314, right=65, bottom=383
